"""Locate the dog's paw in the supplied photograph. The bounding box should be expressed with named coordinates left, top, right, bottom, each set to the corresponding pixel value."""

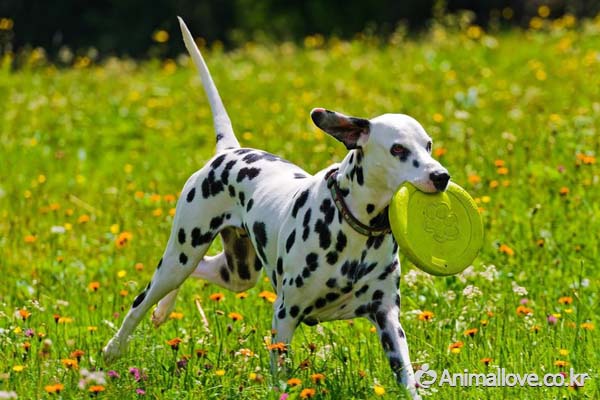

left=103, top=337, right=126, bottom=364
left=151, top=306, right=170, bottom=328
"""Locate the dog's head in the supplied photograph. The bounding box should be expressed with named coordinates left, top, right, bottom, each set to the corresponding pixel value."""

left=311, top=108, right=449, bottom=193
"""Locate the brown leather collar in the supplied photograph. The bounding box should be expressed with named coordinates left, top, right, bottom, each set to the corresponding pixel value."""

left=325, top=169, right=391, bottom=237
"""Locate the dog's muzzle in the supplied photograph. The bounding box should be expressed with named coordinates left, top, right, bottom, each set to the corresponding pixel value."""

left=430, top=171, right=450, bottom=191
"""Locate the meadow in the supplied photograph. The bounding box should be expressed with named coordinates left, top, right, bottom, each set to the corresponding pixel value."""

left=0, top=12, right=599, bottom=399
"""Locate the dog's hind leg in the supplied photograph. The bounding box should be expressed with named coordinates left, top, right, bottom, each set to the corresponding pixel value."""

left=152, top=226, right=263, bottom=327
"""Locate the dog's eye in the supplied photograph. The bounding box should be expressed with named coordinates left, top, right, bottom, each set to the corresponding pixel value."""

left=426, top=141, right=432, bottom=153
left=391, top=144, right=409, bottom=156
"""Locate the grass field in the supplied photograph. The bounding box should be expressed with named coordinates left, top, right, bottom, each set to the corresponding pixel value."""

left=1, top=14, right=599, bottom=399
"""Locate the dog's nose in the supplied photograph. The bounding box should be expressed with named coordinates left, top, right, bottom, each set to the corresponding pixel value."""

left=430, top=171, right=450, bottom=191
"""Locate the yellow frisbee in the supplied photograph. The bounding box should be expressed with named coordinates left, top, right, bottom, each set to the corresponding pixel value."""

left=389, top=182, right=483, bottom=276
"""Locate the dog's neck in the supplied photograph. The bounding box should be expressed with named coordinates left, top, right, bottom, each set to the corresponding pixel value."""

left=335, top=149, right=394, bottom=229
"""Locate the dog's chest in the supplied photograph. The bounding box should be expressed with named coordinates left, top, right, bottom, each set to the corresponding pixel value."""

left=275, top=186, right=399, bottom=323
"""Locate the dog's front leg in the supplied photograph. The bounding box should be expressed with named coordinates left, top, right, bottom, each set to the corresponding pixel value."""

left=269, top=298, right=299, bottom=384
left=371, top=303, right=421, bottom=400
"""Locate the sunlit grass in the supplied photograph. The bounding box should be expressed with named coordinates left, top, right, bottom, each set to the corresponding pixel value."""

left=0, top=15, right=599, bottom=399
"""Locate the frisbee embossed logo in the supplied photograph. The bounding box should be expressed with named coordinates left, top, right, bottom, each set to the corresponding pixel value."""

left=423, top=202, right=459, bottom=243
left=415, top=363, right=437, bottom=388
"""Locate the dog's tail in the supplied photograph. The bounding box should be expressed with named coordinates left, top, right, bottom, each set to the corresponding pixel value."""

left=178, top=17, right=240, bottom=151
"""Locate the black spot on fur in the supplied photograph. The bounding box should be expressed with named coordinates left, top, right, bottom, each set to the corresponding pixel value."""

left=178, top=228, right=186, bottom=244
left=381, top=331, right=393, bottom=352
left=395, top=294, right=401, bottom=307
left=389, top=356, right=402, bottom=371
left=186, top=187, right=196, bottom=202
left=315, top=297, right=327, bottom=309
left=355, top=285, right=369, bottom=297
left=277, top=257, right=283, bottom=275
left=292, top=190, right=310, bottom=218
left=378, top=261, right=398, bottom=280
left=271, top=270, right=277, bottom=287
left=132, top=290, right=146, bottom=308
left=252, top=222, right=268, bottom=261
left=372, top=290, right=384, bottom=301
left=295, top=276, right=304, bottom=288
left=341, top=284, right=353, bottom=294
left=294, top=173, right=307, bottom=179
left=302, top=267, right=311, bottom=278
left=303, top=305, right=314, bottom=316
left=201, top=170, right=225, bottom=198
left=320, top=199, right=336, bottom=224
left=302, top=209, right=312, bottom=241
left=220, top=267, right=230, bottom=282
left=306, top=253, right=318, bottom=271
left=191, top=228, right=213, bottom=247
left=398, top=327, right=405, bottom=338
left=355, top=304, right=369, bottom=316
left=326, top=292, right=340, bottom=302
left=356, top=166, right=364, bottom=185
left=278, top=307, right=286, bottom=319
left=314, top=219, right=332, bottom=249
left=326, top=278, right=337, bottom=288
left=285, top=230, right=296, bottom=253
left=335, top=231, right=347, bottom=252
left=242, top=152, right=262, bottom=164
left=412, top=159, right=420, bottom=168
left=157, top=258, right=163, bottom=270
left=366, top=235, right=385, bottom=250
left=210, top=154, right=227, bottom=169
left=366, top=204, right=375, bottom=214
left=238, top=191, right=246, bottom=207
left=179, top=252, right=188, bottom=265
left=210, top=215, right=225, bottom=230
left=234, top=148, right=253, bottom=155
left=228, top=185, right=236, bottom=197
left=237, top=167, right=261, bottom=182
left=216, top=133, right=223, bottom=142
left=375, top=311, right=387, bottom=330
left=326, top=251, right=338, bottom=265
left=290, top=305, right=300, bottom=318
left=238, top=262, right=251, bottom=280
left=246, top=198, right=254, bottom=212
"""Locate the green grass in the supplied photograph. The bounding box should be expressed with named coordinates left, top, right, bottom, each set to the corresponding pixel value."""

left=0, top=17, right=599, bottom=399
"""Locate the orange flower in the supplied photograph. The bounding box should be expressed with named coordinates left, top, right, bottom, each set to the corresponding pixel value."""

left=164, top=194, right=177, bottom=202
left=418, top=310, right=434, bottom=321
left=88, top=281, right=100, bottom=291
left=300, top=388, right=316, bottom=398
left=481, top=357, right=493, bottom=365
left=516, top=305, right=533, bottom=316
left=119, top=289, right=129, bottom=297
left=531, top=325, right=541, bottom=333
left=135, top=262, right=144, bottom=271
left=115, top=231, right=133, bottom=248
left=228, top=312, right=243, bottom=321
left=18, top=308, right=31, bottom=320
left=559, top=187, right=569, bottom=196
left=167, top=337, right=183, bottom=350
left=88, top=385, right=105, bottom=393
left=497, top=167, right=509, bottom=175
left=238, top=348, right=254, bottom=357
left=468, top=174, right=481, bottom=185
left=267, top=342, right=287, bottom=353
left=209, top=292, right=225, bottom=302
left=235, top=292, right=249, bottom=299
left=581, top=322, right=595, bottom=331
left=61, top=358, right=78, bottom=369
left=494, top=160, right=505, bottom=167
left=434, top=147, right=447, bottom=157
left=70, top=349, right=85, bottom=361
left=44, top=383, right=65, bottom=394
left=311, top=373, right=326, bottom=384
left=558, top=296, right=573, bottom=305
left=499, top=244, right=514, bottom=256
left=258, top=291, right=277, bottom=303
left=464, top=328, right=478, bottom=337
left=78, top=214, right=90, bottom=224
left=287, top=377, right=302, bottom=387
left=169, top=312, right=184, bottom=320
left=449, top=341, right=464, bottom=350
left=554, top=360, right=569, bottom=368
left=489, top=180, right=499, bottom=189
left=24, top=235, right=37, bottom=244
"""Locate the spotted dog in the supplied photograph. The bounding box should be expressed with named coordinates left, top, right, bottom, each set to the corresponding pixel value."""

left=103, top=17, right=450, bottom=399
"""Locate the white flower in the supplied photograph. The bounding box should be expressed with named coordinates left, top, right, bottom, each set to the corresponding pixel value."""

left=462, top=285, right=482, bottom=299
left=511, top=281, right=528, bottom=296
left=51, top=225, right=66, bottom=234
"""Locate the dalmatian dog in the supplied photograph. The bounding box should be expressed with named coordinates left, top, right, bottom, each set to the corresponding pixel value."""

left=103, top=17, right=450, bottom=399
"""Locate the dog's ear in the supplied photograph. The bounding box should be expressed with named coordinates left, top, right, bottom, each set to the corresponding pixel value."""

left=310, top=108, right=370, bottom=150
